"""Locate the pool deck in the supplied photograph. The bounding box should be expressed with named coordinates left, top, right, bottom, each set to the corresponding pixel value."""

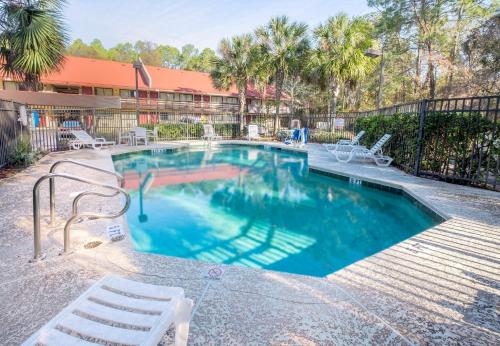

left=0, top=141, right=499, bottom=345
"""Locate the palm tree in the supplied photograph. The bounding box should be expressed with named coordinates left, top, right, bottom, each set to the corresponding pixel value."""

left=0, top=0, right=68, bottom=91
left=211, top=34, right=257, bottom=132
left=251, top=46, right=273, bottom=114
left=310, top=14, right=375, bottom=117
left=255, top=16, right=309, bottom=133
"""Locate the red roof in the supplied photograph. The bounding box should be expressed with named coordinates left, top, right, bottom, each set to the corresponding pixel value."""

left=39, top=56, right=277, bottom=99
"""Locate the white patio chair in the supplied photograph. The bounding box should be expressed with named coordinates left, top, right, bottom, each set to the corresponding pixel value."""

left=69, top=130, right=115, bottom=150
left=248, top=124, right=260, bottom=141
left=133, top=127, right=149, bottom=146
left=118, top=130, right=132, bottom=145
left=323, top=130, right=365, bottom=152
left=22, top=276, right=194, bottom=346
left=148, top=127, right=159, bottom=143
left=202, top=124, right=222, bottom=142
left=335, top=134, right=393, bottom=167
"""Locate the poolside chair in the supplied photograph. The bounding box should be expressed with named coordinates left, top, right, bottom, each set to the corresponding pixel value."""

left=133, top=127, right=149, bottom=146
left=22, top=276, right=194, bottom=346
left=248, top=124, right=260, bottom=141
left=284, top=128, right=300, bottom=145
left=335, top=134, right=393, bottom=167
left=118, top=130, right=133, bottom=145
left=284, top=128, right=308, bottom=147
left=202, top=124, right=222, bottom=142
left=323, top=130, right=365, bottom=152
left=69, top=130, right=115, bottom=150
left=148, top=126, right=159, bottom=143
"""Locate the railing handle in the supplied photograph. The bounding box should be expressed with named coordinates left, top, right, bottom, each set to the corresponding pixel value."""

left=49, top=159, right=124, bottom=224
left=71, top=190, right=120, bottom=216
left=63, top=191, right=130, bottom=254
left=32, top=172, right=129, bottom=261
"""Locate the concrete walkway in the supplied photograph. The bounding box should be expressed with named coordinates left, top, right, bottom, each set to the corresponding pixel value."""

left=0, top=141, right=498, bottom=345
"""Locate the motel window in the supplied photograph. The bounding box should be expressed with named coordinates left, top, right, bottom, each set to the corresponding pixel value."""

left=120, top=89, right=136, bottom=98
left=95, top=87, right=113, bottom=96
left=211, top=96, right=223, bottom=103
left=81, top=86, right=93, bottom=95
left=223, top=97, right=238, bottom=104
left=3, top=81, right=20, bottom=90
left=159, top=92, right=174, bottom=100
left=179, top=94, right=193, bottom=102
left=159, top=93, right=193, bottom=102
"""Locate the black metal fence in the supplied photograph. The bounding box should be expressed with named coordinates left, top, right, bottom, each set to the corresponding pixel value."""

left=26, top=107, right=241, bottom=151
left=7, top=95, right=499, bottom=191
left=353, top=96, right=499, bottom=191
left=0, top=100, right=25, bottom=168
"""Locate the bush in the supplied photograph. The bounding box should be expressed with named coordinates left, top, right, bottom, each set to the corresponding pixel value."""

left=8, top=137, right=42, bottom=167
left=307, top=131, right=346, bottom=144
left=355, top=111, right=498, bottom=180
left=144, top=123, right=239, bottom=139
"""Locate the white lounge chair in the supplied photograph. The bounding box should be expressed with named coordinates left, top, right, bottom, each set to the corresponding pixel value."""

left=69, top=130, right=115, bottom=149
left=323, top=130, right=365, bottom=152
left=335, top=134, right=393, bottom=167
left=22, top=276, right=194, bottom=346
left=202, top=124, right=222, bottom=142
left=248, top=124, right=260, bottom=141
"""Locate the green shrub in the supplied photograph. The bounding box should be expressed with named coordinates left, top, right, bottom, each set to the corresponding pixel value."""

left=144, top=123, right=239, bottom=139
left=307, top=131, right=346, bottom=144
left=355, top=111, right=498, bottom=180
left=8, top=137, right=42, bottom=167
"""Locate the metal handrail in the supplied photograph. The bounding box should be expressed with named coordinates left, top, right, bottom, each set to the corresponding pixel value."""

left=72, top=190, right=120, bottom=216
left=49, top=159, right=124, bottom=224
left=32, top=173, right=130, bottom=261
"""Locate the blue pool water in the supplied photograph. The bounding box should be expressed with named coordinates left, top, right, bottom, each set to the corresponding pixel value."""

left=113, top=145, right=442, bottom=277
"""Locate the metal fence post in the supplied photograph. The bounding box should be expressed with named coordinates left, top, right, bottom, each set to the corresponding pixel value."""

left=414, top=99, right=427, bottom=176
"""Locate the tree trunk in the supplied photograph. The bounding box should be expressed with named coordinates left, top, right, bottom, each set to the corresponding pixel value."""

left=238, top=86, right=247, bottom=133
left=329, top=79, right=340, bottom=131
left=273, top=70, right=284, bottom=134
left=446, top=4, right=463, bottom=97
left=427, top=42, right=436, bottom=99
left=377, top=51, right=385, bottom=109
left=23, top=74, right=41, bottom=91
left=330, top=80, right=339, bottom=116
left=415, top=43, right=421, bottom=95
left=261, top=87, right=267, bottom=114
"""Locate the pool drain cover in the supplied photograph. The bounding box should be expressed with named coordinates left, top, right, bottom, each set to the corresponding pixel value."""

left=84, top=241, right=102, bottom=249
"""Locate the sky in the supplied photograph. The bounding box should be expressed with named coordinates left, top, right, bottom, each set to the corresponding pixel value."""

left=66, top=0, right=372, bottom=50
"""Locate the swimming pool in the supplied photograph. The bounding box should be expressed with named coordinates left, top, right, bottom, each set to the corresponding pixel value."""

left=113, top=145, right=442, bottom=277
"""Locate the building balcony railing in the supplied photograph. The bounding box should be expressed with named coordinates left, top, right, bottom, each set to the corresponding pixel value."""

left=120, top=98, right=290, bottom=114
left=120, top=98, right=241, bottom=113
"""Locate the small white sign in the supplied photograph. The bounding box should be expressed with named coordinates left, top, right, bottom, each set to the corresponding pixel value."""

left=107, top=224, right=125, bottom=242
left=334, top=118, right=345, bottom=129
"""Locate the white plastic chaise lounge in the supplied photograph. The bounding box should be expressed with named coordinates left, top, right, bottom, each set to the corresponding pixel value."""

left=334, top=134, right=393, bottom=167
left=69, top=130, right=115, bottom=149
left=202, top=124, right=222, bottom=142
left=323, top=130, right=365, bottom=152
left=248, top=124, right=260, bottom=141
left=22, top=276, right=194, bottom=346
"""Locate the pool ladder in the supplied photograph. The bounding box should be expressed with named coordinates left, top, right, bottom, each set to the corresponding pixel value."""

left=31, top=159, right=131, bottom=261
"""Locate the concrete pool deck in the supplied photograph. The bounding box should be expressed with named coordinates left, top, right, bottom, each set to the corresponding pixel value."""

left=0, top=141, right=498, bottom=345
